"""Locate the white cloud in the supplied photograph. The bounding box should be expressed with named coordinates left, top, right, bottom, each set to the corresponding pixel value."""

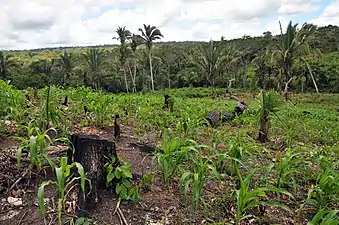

left=0, top=0, right=337, bottom=50
left=311, top=0, right=339, bottom=25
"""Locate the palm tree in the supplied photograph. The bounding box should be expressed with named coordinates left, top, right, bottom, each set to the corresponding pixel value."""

left=138, top=24, right=163, bottom=91
left=82, top=48, right=107, bottom=90
left=195, top=40, right=225, bottom=96
left=236, top=48, right=256, bottom=88
left=0, top=51, right=19, bottom=80
left=275, top=21, right=318, bottom=96
left=252, top=47, right=277, bottom=89
left=127, top=34, right=142, bottom=92
left=56, top=51, right=78, bottom=87
left=114, top=26, right=132, bottom=92
left=30, top=59, right=56, bottom=84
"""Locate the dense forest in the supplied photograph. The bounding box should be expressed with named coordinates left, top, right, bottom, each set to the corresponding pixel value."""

left=1, top=22, right=339, bottom=93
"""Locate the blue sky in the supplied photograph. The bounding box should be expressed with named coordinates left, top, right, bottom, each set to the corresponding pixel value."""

left=1, top=0, right=339, bottom=50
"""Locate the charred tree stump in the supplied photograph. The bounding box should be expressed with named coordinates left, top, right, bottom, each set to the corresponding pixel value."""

left=67, top=134, right=119, bottom=218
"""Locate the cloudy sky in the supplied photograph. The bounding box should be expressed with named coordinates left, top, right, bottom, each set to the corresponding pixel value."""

left=1, top=0, right=339, bottom=50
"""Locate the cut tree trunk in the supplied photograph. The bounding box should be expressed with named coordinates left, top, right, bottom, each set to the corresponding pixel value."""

left=67, top=134, right=119, bottom=217
left=258, top=117, right=270, bottom=143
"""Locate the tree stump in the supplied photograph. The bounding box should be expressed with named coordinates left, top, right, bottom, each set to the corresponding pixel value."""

left=67, top=134, right=119, bottom=217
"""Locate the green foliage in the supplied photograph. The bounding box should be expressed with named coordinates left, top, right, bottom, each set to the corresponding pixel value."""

left=38, top=157, right=86, bottom=225
left=308, top=209, right=339, bottom=225
left=305, top=155, right=339, bottom=210
left=231, top=164, right=294, bottom=225
left=156, top=128, right=190, bottom=184
left=105, top=158, right=139, bottom=202
left=15, top=121, right=58, bottom=169
left=275, top=149, right=305, bottom=191
left=179, top=141, right=219, bottom=212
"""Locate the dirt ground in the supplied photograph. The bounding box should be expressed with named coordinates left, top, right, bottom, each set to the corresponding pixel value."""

left=0, top=125, right=196, bottom=225
left=0, top=122, right=318, bottom=225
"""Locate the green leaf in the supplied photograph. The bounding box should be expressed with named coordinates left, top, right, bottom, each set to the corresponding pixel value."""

left=37, top=180, right=55, bottom=216
left=75, top=162, right=86, bottom=192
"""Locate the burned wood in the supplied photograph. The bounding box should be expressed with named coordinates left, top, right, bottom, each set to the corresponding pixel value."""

left=162, top=94, right=169, bottom=109
left=62, top=96, right=68, bottom=106
left=205, top=93, right=248, bottom=127
left=68, top=134, right=119, bottom=218
left=114, top=115, right=121, bottom=141
left=6, top=171, right=28, bottom=195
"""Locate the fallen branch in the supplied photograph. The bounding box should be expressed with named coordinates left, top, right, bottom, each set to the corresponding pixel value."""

left=6, top=171, right=28, bottom=194
left=281, top=77, right=293, bottom=96
left=117, top=207, right=129, bottom=225
left=18, top=211, right=28, bottom=225
left=114, top=199, right=128, bottom=225
left=4, top=153, right=29, bottom=163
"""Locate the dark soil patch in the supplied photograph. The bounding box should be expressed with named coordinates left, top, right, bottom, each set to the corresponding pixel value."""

left=0, top=127, right=191, bottom=225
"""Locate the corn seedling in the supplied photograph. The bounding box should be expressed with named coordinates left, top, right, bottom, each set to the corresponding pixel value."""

left=179, top=140, right=220, bottom=212
left=305, top=155, right=339, bottom=210
left=308, top=209, right=339, bottom=225
left=38, top=157, right=86, bottom=225
left=156, top=128, right=190, bottom=184
left=16, top=121, right=58, bottom=169
left=275, top=149, right=304, bottom=192
left=231, top=164, right=294, bottom=225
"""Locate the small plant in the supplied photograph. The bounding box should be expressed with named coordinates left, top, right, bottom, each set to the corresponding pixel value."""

left=305, top=155, right=339, bottom=210
left=105, top=157, right=139, bottom=202
left=257, top=90, right=281, bottom=142
left=38, top=157, right=86, bottom=225
left=139, top=171, right=154, bottom=192
left=69, top=217, right=97, bottom=225
left=308, top=209, right=339, bottom=225
left=179, top=141, right=219, bottom=212
left=16, top=121, right=58, bottom=169
left=230, top=164, right=294, bottom=225
left=276, top=149, right=304, bottom=192
left=156, top=128, right=189, bottom=184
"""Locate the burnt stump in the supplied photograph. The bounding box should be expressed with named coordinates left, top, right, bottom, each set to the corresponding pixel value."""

left=67, top=134, right=119, bottom=217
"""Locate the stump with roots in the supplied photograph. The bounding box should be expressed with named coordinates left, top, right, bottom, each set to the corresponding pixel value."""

left=67, top=134, right=119, bottom=217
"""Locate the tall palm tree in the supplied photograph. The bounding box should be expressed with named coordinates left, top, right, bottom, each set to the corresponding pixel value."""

left=138, top=24, right=163, bottom=91
left=127, top=34, right=142, bottom=92
left=56, top=51, right=78, bottom=87
left=82, top=48, right=107, bottom=90
left=0, top=51, right=19, bottom=80
left=114, top=26, right=132, bottom=92
left=275, top=21, right=318, bottom=95
left=195, top=40, right=225, bottom=96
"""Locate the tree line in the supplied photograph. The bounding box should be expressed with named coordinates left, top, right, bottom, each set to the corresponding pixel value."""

left=1, top=22, right=339, bottom=93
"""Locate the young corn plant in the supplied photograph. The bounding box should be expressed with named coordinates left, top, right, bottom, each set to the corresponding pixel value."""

left=16, top=121, right=58, bottom=169
left=179, top=140, right=220, bottom=212
left=230, top=164, right=294, bottom=225
left=308, top=209, right=339, bottom=225
left=156, top=128, right=190, bottom=184
left=275, top=149, right=304, bottom=192
left=38, top=157, right=86, bottom=225
left=87, top=94, right=112, bottom=127
left=305, top=155, right=339, bottom=210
